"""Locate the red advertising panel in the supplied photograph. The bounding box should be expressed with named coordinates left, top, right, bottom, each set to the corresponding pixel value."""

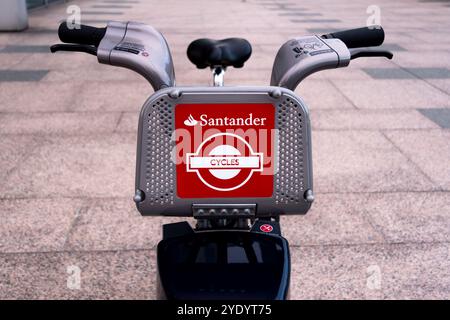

left=175, top=103, right=275, bottom=198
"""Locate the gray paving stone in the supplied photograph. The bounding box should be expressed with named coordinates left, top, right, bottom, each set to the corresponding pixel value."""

left=115, top=112, right=138, bottom=133
left=290, top=243, right=450, bottom=299
left=393, top=52, right=450, bottom=68
left=359, top=192, right=450, bottom=243
left=102, top=0, right=140, bottom=3
left=260, top=1, right=298, bottom=4
left=80, top=11, right=124, bottom=15
left=379, top=43, right=407, bottom=52
left=295, top=79, right=357, bottom=110
left=291, top=19, right=342, bottom=23
left=0, top=112, right=121, bottom=135
left=332, top=79, right=450, bottom=109
left=312, top=130, right=437, bottom=193
left=64, top=198, right=189, bottom=251
left=408, top=68, right=450, bottom=79
left=426, top=79, right=450, bottom=94
left=42, top=66, right=144, bottom=82
left=287, top=191, right=450, bottom=245
left=0, top=52, right=30, bottom=69
left=0, top=45, right=51, bottom=53
left=283, top=193, right=384, bottom=246
left=418, top=108, right=450, bottom=128
left=306, top=64, right=373, bottom=80
left=311, top=109, right=439, bottom=130
left=91, top=5, right=133, bottom=8
left=0, top=82, right=84, bottom=112
left=0, top=70, right=48, bottom=82
left=69, top=81, right=151, bottom=112
left=364, top=68, right=450, bottom=79
left=13, top=51, right=99, bottom=71
left=22, top=29, right=57, bottom=34
left=0, top=198, right=81, bottom=253
left=407, top=30, right=450, bottom=45
left=385, top=130, right=450, bottom=190
left=262, top=4, right=305, bottom=9
left=362, top=68, right=413, bottom=79
left=0, top=249, right=156, bottom=299
left=278, top=12, right=322, bottom=16
left=0, top=134, right=136, bottom=199
left=0, top=135, right=43, bottom=182
left=306, top=28, right=339, bottom=34
left=2, top=243, right=448, bottom=299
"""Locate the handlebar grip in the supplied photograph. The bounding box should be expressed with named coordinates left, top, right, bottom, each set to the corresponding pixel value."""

left=323, top=26, right=385, bottom=48
left=58, top=22, right=107, bottom=47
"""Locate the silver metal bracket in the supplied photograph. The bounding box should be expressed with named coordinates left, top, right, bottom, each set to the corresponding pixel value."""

left=212, top=66, right=225, bottom=86
left=193, top=204, right=256, bottom=219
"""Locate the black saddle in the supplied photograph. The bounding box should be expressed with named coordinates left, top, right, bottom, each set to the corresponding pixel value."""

left=187, top=38, right=252, bottom=69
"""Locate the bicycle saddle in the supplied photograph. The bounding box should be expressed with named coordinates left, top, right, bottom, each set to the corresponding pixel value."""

left=187, top=38, right=252, bottom=69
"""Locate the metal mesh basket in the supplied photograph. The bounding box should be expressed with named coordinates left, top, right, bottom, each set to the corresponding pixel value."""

left=135, top=86, right=313, bottom=216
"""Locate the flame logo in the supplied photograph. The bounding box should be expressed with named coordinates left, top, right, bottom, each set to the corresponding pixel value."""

left=184, top=114, right=198, bottom=126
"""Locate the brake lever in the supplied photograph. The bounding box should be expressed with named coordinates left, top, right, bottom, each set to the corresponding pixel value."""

left=50, top=44, right=97, bottom=56
left=349, top=48, right=393, bottom=60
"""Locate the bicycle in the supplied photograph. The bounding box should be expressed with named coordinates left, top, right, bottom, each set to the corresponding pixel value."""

left=51, top=21, right=392, bottom=300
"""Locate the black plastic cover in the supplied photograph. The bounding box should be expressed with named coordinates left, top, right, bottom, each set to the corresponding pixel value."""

left=58, top=22, right=106, bottom=47
left=323, top=26, right=385, bottom=48
left=157, top=231, right=290, bottom=300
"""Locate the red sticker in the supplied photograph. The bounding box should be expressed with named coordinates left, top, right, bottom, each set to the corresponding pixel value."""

left=260, top=224, right=273, bottom=233
left=175, top=103, right=275, bottom=198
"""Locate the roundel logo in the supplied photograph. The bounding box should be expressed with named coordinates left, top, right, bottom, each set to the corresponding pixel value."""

left=186, top=133, right=263, bottom=191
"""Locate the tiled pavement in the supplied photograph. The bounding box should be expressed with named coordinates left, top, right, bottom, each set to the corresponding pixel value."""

left=0, top=0, right=450, bottom=299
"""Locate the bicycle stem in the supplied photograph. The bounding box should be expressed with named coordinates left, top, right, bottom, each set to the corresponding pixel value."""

left=212, top=66, right=225, bottom=86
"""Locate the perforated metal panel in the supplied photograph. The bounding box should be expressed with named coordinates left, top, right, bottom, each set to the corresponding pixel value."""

left=144, top=97, right=175, bottom=205
left=275, top=97, right=305, bottom=205
left=135, top=86, right=313, bottom=216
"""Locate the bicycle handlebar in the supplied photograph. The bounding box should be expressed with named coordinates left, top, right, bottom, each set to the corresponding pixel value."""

left=58, top=22, right=106, bottom=47
left=322, top=26, right=385, bottom=48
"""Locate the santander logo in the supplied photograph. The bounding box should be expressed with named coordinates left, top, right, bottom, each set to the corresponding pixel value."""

left=184, top=113, right=267, bottom=127
left=183, top=114, right=198, bottom=126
